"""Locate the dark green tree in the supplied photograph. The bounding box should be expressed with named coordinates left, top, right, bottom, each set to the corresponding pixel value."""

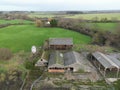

left=50, top=19, right=58, bottom=27
left=92, top=31, right=106, bottom=45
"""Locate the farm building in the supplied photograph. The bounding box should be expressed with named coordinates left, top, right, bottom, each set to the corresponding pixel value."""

left=48, top=51, right=65, bottom=73
left=35, top=51, right=48, bottom=67
left=90, top=52, right=120, bottom=78
left=64, top=51, right=83, bottom=72
left=49, top=38, right=73, bottom=50
left=48, top=51, right=85, bottom=73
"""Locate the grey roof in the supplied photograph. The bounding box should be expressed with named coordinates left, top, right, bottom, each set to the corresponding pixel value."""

left=64, top=51, right=81, bottom=66
left=35, top=59, right=48, bottom=66
left=35, top=51, right=48, bottom=66
left=92, top=52, right=119, bottom=69
left=107, top=55, right=120, bottom=68
left=109, top=53, right=120, bottom=60
left=48, top=51, right=64, bottom=68
left=49, top=38, right=73, bottom=45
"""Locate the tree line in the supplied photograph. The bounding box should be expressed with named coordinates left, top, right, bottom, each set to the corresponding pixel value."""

left=57, top=18, right=120, bottom=49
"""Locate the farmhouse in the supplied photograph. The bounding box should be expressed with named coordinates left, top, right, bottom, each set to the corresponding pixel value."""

left=64, top=51, right=83, bottom=72
left=48, top=51, right=65, bottom=73
left=90, top=52, right=120, bottom=78
left=49, top=38, right=73, bottom=50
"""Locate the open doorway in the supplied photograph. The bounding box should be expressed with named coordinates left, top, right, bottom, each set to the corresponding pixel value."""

left=70, top=67, right=74, bottom=72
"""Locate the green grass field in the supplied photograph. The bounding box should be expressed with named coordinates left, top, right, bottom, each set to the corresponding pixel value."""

left=0, top=25, right=91, bottom=52
left=88, top=22, right=118, bottom=33
left=0, top=19, right=33, bottom=24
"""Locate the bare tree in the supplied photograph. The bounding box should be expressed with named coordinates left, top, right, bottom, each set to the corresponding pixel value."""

left=35, top=20, right=43, bottom=27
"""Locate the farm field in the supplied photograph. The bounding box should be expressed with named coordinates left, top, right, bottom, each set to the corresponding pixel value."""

left=0, top=25, right=92, bottom=52
left=29, top=12, right=120, bottom=20
left=65, top=13, right=120, bottom=20
left=88, top=22, right=118, bottom=33
left=29, top=13, right=56, bottom=18
left=0, top=19, right=33, bottom=24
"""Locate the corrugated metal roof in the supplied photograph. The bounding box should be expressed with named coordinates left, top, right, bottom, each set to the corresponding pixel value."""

left=109, top=53, right=120, bottom=60
left=48, top=51, right=64, bottom=68
left=92, top=52, right=119, bottom=69
left=107, top=55, right=120, bottom=68
left=49, top=38, right=73, bottom=45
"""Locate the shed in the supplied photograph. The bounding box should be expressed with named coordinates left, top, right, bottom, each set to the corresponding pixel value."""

left=35, top=51, right=48, bottom=67
left=49, top=38, right=73, bottom=50
left=106, top=55, right=120, bottom=68
left=91, top=52, right=119, bottom=77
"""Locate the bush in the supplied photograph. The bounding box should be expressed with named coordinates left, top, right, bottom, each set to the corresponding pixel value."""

left=0, top=48, right=12, bottom=60
left=113, top=80, right=120, bottom=90
left=24, top=58, right=38, bottom=70
left=92, top=31, right=106, bottom=45
left=50, top=19, right=58, bottom=27
left=35, top=20, right=43, bottom=27
left=24, top=60, right=34, bottom=70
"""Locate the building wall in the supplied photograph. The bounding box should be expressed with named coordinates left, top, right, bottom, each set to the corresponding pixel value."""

left=65, top=63, right=81, bottom=72
left=49, top=45, right=73, bottom=50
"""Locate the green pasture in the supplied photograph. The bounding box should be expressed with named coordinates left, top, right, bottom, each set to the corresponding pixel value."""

left=0, top=25, right=91, bottom=52
left=0, top=19, right=33, bottom=24
left=88, top=22, right=118, bottom=33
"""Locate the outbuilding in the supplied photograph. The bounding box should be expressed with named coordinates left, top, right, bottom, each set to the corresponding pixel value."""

left=49, top=38, right=73, bottom=50
left=90, top=52, right=120, bottom=78
left=35, top=51, right=48, bottom=67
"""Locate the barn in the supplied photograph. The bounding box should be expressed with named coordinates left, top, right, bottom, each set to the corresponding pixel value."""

left=49, top=38, right=73, bottom=50
left=48, top=51, right=86, bottom=73
left=48, top=51, right=65, bottom=73
left=90, top=52, right=120, bottom=78
left=64, top=51, right=83, bottom=72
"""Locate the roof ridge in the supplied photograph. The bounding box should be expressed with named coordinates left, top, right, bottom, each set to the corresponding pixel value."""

left=98, top=52, right=119, bottom=69
left=72, top=51, right=79, bottom=63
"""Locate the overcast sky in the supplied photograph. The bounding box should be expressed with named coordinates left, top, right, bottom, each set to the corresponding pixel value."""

left=0, top=0, right=120, bottom=11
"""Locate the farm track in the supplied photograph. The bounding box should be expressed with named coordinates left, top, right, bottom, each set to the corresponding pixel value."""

left=30, top=69, right=46, bottom=90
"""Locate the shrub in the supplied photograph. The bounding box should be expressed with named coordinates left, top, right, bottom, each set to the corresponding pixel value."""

left=92, top=31, right=106, bottom=45
left=35, top=20, right=43, bottom=27
left=24, top=58, right=38, bottom=70
left=0, top=48, right=12, bottom=60
left=24, top=60, right=35, bottom=70
left=50, top=19, right=58, bottom=27
left=113, top=80, right=120, bottom=90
